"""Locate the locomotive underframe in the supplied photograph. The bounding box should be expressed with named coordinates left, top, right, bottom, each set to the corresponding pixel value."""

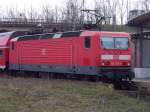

left=99, top=66, right=135, bottom=81
left=9, top=64, right=135, bottom=81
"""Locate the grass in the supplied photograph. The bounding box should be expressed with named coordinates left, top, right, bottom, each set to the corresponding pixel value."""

left=0, top=77, right=149, bottom=112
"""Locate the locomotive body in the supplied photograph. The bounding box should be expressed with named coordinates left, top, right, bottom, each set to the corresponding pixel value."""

left=9, top=31, right=134, bottom=81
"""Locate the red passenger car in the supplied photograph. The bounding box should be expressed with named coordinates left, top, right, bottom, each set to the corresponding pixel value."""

left=9, top=31, right=135, bottom=81
left=0, top=31, right=26, bottom=70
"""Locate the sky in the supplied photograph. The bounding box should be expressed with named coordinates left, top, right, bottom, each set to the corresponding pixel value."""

left=0, top=0, right=95, bottom=17
left=0, top=0, right=140, bottom=10
left=0, top=0, right=63, bottom=10
left=0, top=0, right=90, bottom=9
left=0, top=0, right=144, bottom=24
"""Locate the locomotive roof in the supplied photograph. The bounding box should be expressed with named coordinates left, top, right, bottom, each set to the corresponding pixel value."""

left=0, top=31, right=27, bottom=46
left=17, top=31, right=83, bottom=41
left=12, top=30, right=129, bottom=42
left=0, top=31, right=27, bottom=38
left=0, top=32, right=14, bottom=37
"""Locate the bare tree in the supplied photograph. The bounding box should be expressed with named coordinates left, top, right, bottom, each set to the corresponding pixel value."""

left=94, top=0, right=108, bottom=23
left=118, top=0, right=128, bottom=25
left=106, top=0, right=118, bottom=25
left=142, top=0, right=150, bottom=12
left=6, top=7, right=16, bottom=21
left=0, top=6, right=2, bottom=21
left=94, top=0, right=118, bottom=25
left=4, top=5, right=28, bottom=22
left=79, top=0, right=86, bottom=25
left=2, top=0, right=148, bottom=28
left=62, top=0, right=81, bottom=30
left=54, top=5, right=59, bottom=23
left=126, top=0, right=130, bottom=21
left=42, top=4, right=54, bottom=23
left=28, top=6, right=39, bottom=22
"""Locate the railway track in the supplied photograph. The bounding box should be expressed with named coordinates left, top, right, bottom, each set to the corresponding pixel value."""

left=1, top=71, right=150, bottom=100
left=114, top=79, right=150, bottom=100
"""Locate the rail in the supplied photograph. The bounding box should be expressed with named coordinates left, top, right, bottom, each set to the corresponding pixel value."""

left=114, top=80, right=150, bottom=101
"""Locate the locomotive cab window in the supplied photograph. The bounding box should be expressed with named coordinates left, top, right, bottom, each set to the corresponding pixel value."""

left=101, top=36, right=129, bottom=49
left=84, top=37, right=91, bottom=48
left=101, top=37, right=114, bottom=49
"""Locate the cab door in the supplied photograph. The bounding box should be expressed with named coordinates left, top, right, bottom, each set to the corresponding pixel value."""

left=82, top=36, right=91, bottom=66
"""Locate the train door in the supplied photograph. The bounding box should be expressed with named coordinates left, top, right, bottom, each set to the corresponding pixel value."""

left=16, top=42, right=21, bottom=70
left=83, top=36, right=91, bottom=66
left=72, top=39, right=78, bottom=73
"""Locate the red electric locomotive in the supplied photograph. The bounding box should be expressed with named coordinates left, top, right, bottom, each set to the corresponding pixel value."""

left=0, top=31, right=26, bottom=71
left=9, top=31, right=135, bottom=81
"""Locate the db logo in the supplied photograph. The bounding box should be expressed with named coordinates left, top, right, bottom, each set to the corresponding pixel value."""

left=114, top=55, right=119, bottom=60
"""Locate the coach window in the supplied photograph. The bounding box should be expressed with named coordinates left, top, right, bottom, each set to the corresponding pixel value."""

left=84, top=37, right=91, bottom=48
left=0, top=49, right=2, bottom=58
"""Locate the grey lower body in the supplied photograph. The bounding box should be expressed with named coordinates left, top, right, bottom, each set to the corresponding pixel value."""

left=9, top=64, right=135, bottom=80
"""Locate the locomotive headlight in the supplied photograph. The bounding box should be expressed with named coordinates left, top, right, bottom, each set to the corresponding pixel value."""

left=101, top=63, right=105, bottom=66
left=119, top=55, right=130, bottom=60
left=127, top=62, right=130, bottom=66
left=101, top=55, right=113, bottom=60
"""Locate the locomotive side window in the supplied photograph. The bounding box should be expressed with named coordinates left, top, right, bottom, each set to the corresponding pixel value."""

left=84, top=37, right=91, bottom=48
left=0, top=49, right=2, bottom=58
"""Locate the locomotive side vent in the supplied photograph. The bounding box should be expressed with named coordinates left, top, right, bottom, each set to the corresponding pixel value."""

left=61, top=31, right=82, bottom=38
left=17, top=31, right=83, bottom=41
left=40, top=34, right=54, bottom=39
left=20, top=35, right=41, bottom=41
left=18, top=33, right=54, bottom=41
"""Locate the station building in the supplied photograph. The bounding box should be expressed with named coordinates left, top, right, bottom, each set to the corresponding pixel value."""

left=128, top=12, right=150, bottom=78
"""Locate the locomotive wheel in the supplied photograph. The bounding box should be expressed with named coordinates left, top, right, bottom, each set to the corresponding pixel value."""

left=9, top=71, right=14, bottom=76
left=76, top=74, right=82, bottom=81
left=89, top=75, right=99, bottom=82
left=10, top=70, right=18, bottom=77
left=94, top=75, right=99, bottom=82
left=49, top=73, right=53, bottom=79
left=82, top=75, right=88, bottom=81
